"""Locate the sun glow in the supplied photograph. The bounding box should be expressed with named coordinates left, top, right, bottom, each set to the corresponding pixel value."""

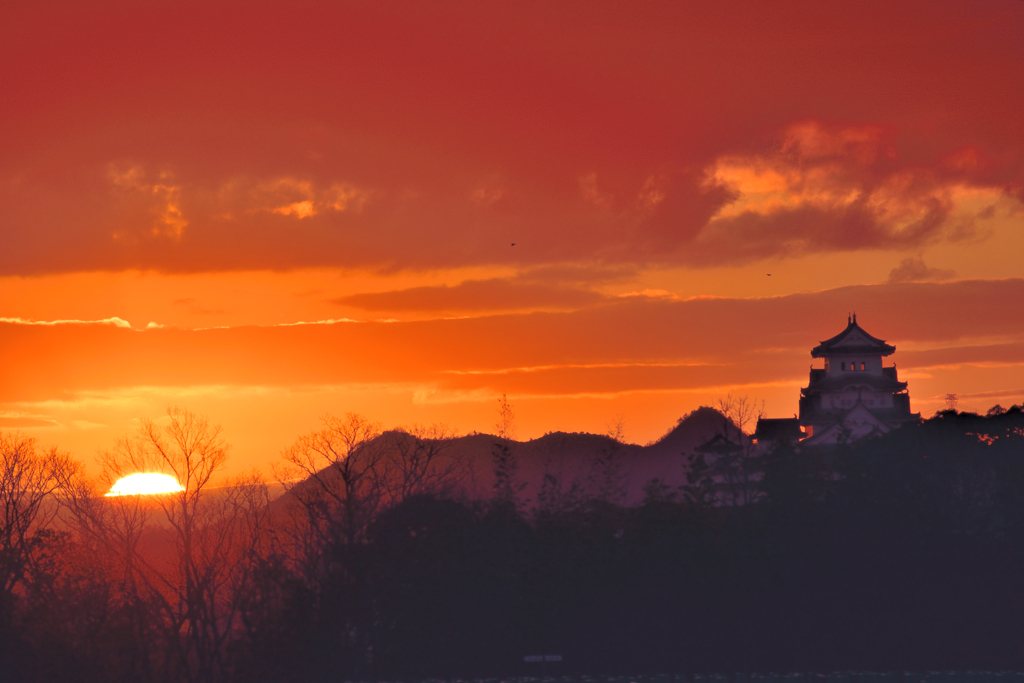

left=105, top=473, right=184, bottom=497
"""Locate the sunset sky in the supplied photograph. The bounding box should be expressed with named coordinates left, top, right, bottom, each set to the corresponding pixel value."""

left=3, top=0, right=1024, bottom=478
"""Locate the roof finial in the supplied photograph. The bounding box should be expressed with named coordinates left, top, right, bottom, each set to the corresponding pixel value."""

left=847, top=313, right=851, bottom=325
left=853, top=311, right=857, bottom=324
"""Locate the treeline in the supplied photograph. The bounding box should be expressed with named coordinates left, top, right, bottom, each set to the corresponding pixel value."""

left=3, top=406, right=1024, bottom=682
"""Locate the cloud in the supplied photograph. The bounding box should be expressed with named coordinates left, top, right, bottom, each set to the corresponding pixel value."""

left=514, top=263, right=639, bottom=286
left=108, top=165, right=188, bottom=241
left=2, top=122, right=1012, bottom=275
left=0, top=316, right=132, bottom=328
left=273, top=318, right=362, bottom=326
left=334, top=265, right=636, bottom=315
left=441, top=361, right=713, bottom=376
left=2, top=3, right=1023, bottom=275
left=6, top=278, right=1024, bottom=407
left=334, top=278, right=607, bottom=313
left=942, top=388, right=1024, bottom=404
left=688, top=122, right=1015, bottom=265
left=617, top=289, right=681, bottom=301
left=0, top=413, right=60, bottom=429
left=887, top=256, right=955, bottom=283
left=224, top=177, right=371, bottom=220
left=892, top=341, right=1024, bottom=370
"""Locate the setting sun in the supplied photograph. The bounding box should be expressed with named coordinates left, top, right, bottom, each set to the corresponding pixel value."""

left=105, top=473, right=184, bottom=497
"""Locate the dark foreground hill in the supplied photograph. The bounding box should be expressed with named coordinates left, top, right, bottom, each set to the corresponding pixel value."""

left=281, top=406, right=738, bottom=510
left=453, top=405, right=740, bottom=504
left=10, top=408, right=1024, bottom=681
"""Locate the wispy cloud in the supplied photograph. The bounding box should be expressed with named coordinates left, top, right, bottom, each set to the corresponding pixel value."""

left=441, top=361, right=716, bottom=376
left=272, top=318, right=363, bottom=326
left=887, top=256, right=955, bottom=283
left=616, top=289, right=682, bottom=301
left=334, top=278, right=606, bottom=313
left=0, top=411, right=61, bottom=429
left=412, top=380, right=804, bottom=406
left=0, top=316, right=132, bottom=328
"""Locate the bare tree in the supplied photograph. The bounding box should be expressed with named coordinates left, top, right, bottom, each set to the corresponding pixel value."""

left=495, top=394, right=516, bottom=440
left=62, top=408, right=272, bottom=683
left=276, top=412, right=397, bottom=679
left=56, top=456, right=162, bottom=679
left=279, top=413, right=473, bottom=586
left=0, top=432, right=78, bottom=606
left=587, top=414, right=628, bottom=505
left=383, top=423, right=466, bottom=501
left=705, top=394, right=766, bottom=507
left=491, top=395, right=524, bottom=509
left=280, top=412, right=386, bottom=555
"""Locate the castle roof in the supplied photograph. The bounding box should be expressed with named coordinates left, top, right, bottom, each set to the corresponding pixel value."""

left=810, top=314, right=896, bottom=358
left=802, top=372, right=907, bottom=395
left=800, top=401, right=892, bottom=447
left=753, top=417, right=803, bottom=442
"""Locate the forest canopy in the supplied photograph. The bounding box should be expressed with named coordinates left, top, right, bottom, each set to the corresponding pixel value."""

left=2, top=405, right=1024, bottom=682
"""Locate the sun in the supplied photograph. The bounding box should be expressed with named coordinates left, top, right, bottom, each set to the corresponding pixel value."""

left=105, top=473, right=184, bottom=497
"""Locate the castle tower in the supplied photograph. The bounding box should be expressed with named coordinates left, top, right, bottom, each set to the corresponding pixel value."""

left=798, top=314, right=919, bottom=445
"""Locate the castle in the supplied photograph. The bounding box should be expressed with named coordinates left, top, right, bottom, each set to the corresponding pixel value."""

left=755, top=314, right=920, bottom=446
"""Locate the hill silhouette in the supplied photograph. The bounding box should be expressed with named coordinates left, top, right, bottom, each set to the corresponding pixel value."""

left=279, top=406, right=739, bottom=509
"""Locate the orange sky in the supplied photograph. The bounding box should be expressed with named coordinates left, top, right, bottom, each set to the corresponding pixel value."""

left=3, top=0, right=1024, bottom=479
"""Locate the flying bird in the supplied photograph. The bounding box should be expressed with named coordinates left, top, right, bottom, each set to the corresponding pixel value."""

left=767, top=273, right=772, bottom=276
left=511, top=242, right=516, bottom=246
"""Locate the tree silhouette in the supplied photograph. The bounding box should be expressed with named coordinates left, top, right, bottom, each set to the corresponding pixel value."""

left=0, top=432, right=78, bottom=676
left=0, top=432, right=75, bottom=603
left=63, top=408, right=272, bottom=683
left=491, top=395, right=525, bottom=510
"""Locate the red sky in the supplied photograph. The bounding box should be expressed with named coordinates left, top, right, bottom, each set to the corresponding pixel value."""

left=3, top=0, right=1024, bottom=478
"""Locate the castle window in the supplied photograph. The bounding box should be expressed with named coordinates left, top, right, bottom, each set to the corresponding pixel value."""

left=860, top=362, right=865, bottom=371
